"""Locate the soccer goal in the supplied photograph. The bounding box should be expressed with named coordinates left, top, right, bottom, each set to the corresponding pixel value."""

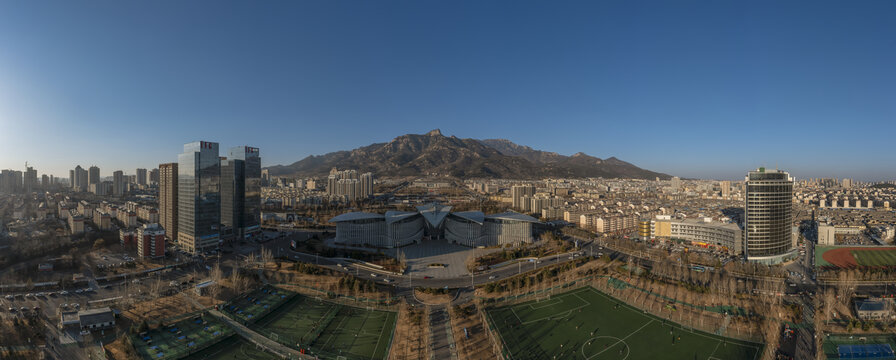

left=270, top=332, right=279, bottom=342
left=535, top=294, right=551, bottom=302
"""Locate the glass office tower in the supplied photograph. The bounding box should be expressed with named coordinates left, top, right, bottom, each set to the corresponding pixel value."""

left=744, top=168, right=794, bottom=264
left=220, top=157, right=244, bottom=240
left=228, top=146, right=261, bottom=239
left=178, top=141, right=220, bottom=254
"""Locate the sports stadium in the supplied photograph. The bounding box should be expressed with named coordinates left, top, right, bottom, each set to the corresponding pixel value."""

left=329, top=203, right=539, bottom=248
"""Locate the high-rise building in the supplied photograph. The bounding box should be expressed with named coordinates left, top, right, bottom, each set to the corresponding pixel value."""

left=149, top=168, right=159, bottom=185
left=511, top=185, right=536, bottom=211
left=325, top=169, right=371, bottom=201
left=159, top=163, right=178, bottom=244
left=744, top=168, right=794, bottom=264
left=221, top=157, right=244, bottom=240
left=136, top=168, right=147, bottom=186
left=671, top=176, right=681, bottom=192
left=23, top=167, right=37, bottom=194
left=69, top=170, right=75, bottom=188
left=178, top=141, right=220, bottom=255
left=73, top=165, right=88, bottom=191
left=360, top=172, right=374, bottom=198
left=720, top=180, right=731, bottom=198
left=113, top=170, right=125, bottom=196
left=88, top=166, right=100, bottom=186
left=227, top=146, right=261, bottom=239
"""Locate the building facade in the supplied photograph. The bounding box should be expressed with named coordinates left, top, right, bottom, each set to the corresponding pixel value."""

left=331, top=206, right=538, bottom=248
left=744, top=168, right=794, bottom=264
left=159, top=163, right=178, bottom=244
left=137, top=223, right=166, bottom=258
left=177, top=141, right=220, bottom=254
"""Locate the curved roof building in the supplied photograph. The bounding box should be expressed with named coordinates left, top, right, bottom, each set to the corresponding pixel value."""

left=330, top=205, right=539, bottom=248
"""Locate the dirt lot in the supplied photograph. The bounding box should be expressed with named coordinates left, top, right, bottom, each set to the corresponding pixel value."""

left=449, top=304, right=496, bottom=360
left=389, top=303, right=429, bottom=360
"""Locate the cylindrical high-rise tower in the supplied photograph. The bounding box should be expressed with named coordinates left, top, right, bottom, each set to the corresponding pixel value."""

left=744, top=167, right=794, bottom=264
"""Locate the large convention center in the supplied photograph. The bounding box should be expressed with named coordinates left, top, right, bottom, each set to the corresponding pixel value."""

left=329, top=203, right=539, bottom=248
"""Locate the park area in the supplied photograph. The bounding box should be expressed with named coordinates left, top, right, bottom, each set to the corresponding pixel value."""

left=822, top=334, right=896, bottom=359
left=486, top=286, right=763, bottom=360
left=251, top=293, right=398, bottom=360
left=131, top=313, right=234, bottom=360
left=816, top=246, right=896, bottom=269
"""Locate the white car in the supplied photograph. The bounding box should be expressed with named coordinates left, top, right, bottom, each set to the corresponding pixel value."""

left=370, top=273, right=377, bottom=278
left=59, top=290, right=69, bottom=296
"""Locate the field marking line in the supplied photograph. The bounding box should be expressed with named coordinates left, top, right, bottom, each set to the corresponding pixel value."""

left=371, top=310, right=390, bottom=360
left=346, top=308, right=372, bottom=355
left=588, top=285, right=763, bottom=355
left=515, top=294, right=590, bottom=325
left=707, top=340, right=721, bottom=360
left=583, top=320, right=654, bottom=360
left=320, top=307, right=350, bottom=351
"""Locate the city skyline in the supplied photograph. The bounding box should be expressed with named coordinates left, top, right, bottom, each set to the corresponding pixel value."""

left=1, top=1, right=895, bottom=180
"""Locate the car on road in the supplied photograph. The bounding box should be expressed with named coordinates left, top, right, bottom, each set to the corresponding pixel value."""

left=370, top=273, right=377, bottom=278
left=488, top=275, right=496, bottom=280
left=59, top=290, right=68, bottom=296
left=19, top=307, right=27, bottom=312
left=423, top=276, right=432, bottom=279
left=75, top=289, right=83, bottom=294
left=4, top=295, right=12, bottom=300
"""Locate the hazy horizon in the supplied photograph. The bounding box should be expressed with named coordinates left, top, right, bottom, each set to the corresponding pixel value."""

left=1, top=1, right=894, bottom=181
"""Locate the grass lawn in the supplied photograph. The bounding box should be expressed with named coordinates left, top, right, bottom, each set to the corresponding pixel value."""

left=816, top=246, right=835, bottom=267
left=182, top=335, right=279, bottom=360
left=252, top=294, right=397, bottom=360
left=486, top=286, right=763, bottom=360
left=851, top=249, right=896, bottom=267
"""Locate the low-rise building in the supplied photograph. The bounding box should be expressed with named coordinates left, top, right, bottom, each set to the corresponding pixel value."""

left=855, top=299, right=892, bottom=321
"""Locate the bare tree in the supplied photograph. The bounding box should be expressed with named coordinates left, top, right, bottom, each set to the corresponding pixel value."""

left=260, top=247, right=273, bottom=269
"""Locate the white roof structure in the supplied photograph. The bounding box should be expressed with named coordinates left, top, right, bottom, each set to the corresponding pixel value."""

left=329, top=212, right=384, bottom=223
left=450, top=211, right=485, bottom=225
left=385, top=211, right=420, bottom=224
left=486, top=211, right=540, bottom=223
left=416, top=204, right=453, bottom=228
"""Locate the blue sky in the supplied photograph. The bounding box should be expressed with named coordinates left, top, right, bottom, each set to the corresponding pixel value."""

left=0, top=1, right=894, bottom=180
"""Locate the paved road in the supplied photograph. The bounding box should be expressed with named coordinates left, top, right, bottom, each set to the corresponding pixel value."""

left=428, top=306, right=456, bottom=360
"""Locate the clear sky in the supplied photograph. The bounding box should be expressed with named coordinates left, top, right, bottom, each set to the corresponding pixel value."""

left=0, top=1, right=894, bottom=181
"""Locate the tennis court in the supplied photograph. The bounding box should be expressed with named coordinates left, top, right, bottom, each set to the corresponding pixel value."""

left=252, top=294, right=397, bottom=360
left=486, top=286, right=763, bottom=360
left=181, top=335, right=280, bottom=360
left=824, top=334, right=896, bottom=359
left=133, top=313, right=234, bottom=360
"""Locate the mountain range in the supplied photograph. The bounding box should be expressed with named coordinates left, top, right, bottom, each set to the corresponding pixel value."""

left=264, top=129, right=671, bottom=180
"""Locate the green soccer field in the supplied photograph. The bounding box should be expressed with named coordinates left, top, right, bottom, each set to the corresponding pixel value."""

left=851, top=249, right=896, bottom=267
left=486, top=287, right=763, bottom=360
left=181, top=335, right=279, bottom=360
left=252, top=294, right=397, bottom=360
